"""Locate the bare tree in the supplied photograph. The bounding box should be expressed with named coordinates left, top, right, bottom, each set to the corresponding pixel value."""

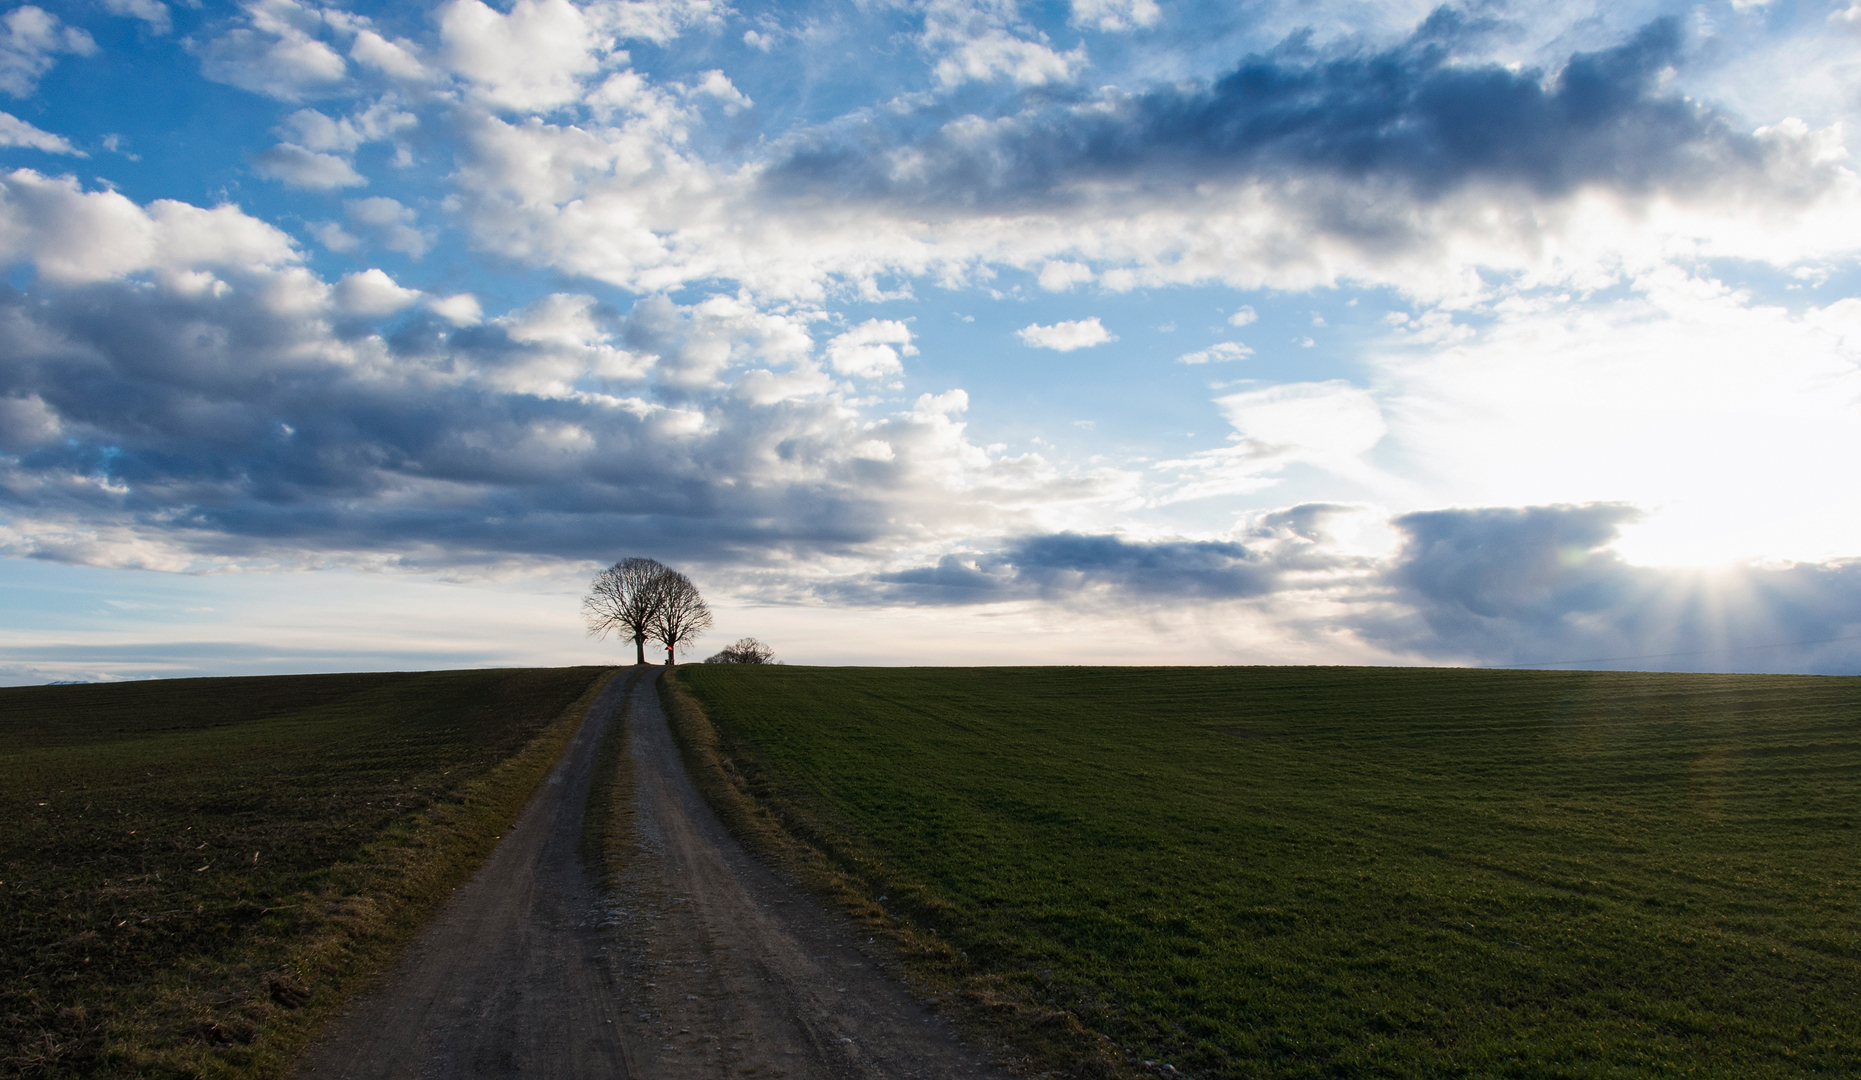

left=582, top=557, right=670, bottom=666
left=704, top=637, right=776, bottom=664
left=649, top=569, right=712, bottom=665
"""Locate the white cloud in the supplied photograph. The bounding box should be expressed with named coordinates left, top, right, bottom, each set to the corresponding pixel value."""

left=1037, top=260, right=1093, bottom=291
left=277, top=102, right=416, bottom=153
left=1017, top=317, right=1115, bottom=351
left=1227, top=306, right=1258, bottom=326
left=596, top=0, right=729, bottom=45
left=103, top=0, right=173, bottom=35
left=439, top=0, right=607, bottom=112
left=311, top=221, right=361, bottom=252
left=0, top=169, right=297, bottom=283
left=345, top=196, right=431, bottom=257
left=334, top=268, right=422, bottom=316
left=0, top=111, right=80, bottom=154
left=428, top=293, right=483, bottom=326
left=195, top=0, right=349, bottom=102
left=932, top=30, right=1084, bottom=89
left=1175, top=341, right=1252, bottom=364
left=0, top=6, right=97, bottom=97
left=826, top=319, right=917, bottom=378
left=685, top=69, right=751, bottom=114
left=922, top=0, right=1086, bottom=90
left=1372, top=269, right=1861, bottom=566
left=349, top=29, right=432, bottom=82
left=0, top=173, right=1122, bottom=576
left=1216, top=381, right=1387, bottom=462
left=1154, top=381, right=1390, bottom=503
left=253, top=143, right=367, bottom=189
left=1069, top=0, right=1159, bottom=32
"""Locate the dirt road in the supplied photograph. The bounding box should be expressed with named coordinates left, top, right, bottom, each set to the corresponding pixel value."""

left=295, top=668, right=1009, bottom=1079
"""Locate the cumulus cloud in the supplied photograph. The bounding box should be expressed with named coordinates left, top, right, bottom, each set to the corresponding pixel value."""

left=344, top=196, right=431, bottom=257
left=349, top=29, right=432, bottom=82
left=0, top=169, right=297, bottom=283
left=253, top=143, right=367, bottom=188
left=428, top=293, right=483, bottom=326
left=0, top=6, right=97, bottom=97
left=1037, top=260, right=1093, bottom=291
left=439, top=0, right=609, bottom=113
left=195, top=0, right=349, bottom=101
left=825, top=319, right=916, bottom=378
left=276, top=102, right=417, bottom=154
left=684, top=69, right=750, bottom=114
left=333, top=268, right=421, bottom=315
left=1017, top=317, right=1114, bottom=351
left=0, top=177, right=1137, bottom=575
left=0, top=111, right=80, bottom=154
left=0, top=268, right=1058, bottom=570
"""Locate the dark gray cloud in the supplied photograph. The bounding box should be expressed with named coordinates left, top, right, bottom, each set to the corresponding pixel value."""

left=859, top=507, right=1366, bottom=605
left=762, top=13, right=1782, bottom=215
left=0, top=278, right=943, bottom=569
left=851, top=504, right=1861, bottom=673
left=867, top=534, right=1280, bottom=605
left=1369, top=504, right=1861, bottom=673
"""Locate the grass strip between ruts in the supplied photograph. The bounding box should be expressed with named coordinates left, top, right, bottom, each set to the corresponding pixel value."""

left=2, top=666, right=618, bottom=1079
left=658, top=667, right=1127, bottom=1078
left=583, top=668, right=643, bottom=899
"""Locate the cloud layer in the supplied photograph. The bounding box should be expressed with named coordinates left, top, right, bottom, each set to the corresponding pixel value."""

left=1, top=0, right=1859, bottom=676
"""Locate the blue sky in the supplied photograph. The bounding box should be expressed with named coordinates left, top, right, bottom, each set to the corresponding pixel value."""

left=2, top=0, right=1860, bottom=681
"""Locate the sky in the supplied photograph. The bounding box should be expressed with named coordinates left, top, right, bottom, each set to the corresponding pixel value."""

left=1, top=0, right=1860, bottom=682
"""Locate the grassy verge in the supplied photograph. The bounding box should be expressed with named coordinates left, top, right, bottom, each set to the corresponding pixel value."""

left=659, top=667, right=1120, bottom=1077
left=668, top=665, right=1861, bottom=1079
left=583, top=668, right=642, bottom=890
left=1, top=666, right=615, bottom=1079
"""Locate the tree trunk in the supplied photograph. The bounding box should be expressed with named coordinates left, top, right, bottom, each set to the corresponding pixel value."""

left=634, top=634, right=646, bottom=666
left=666, top=644, right=675, bottom=665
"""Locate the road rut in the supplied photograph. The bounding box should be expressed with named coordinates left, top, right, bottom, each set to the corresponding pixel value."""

left=294, top=668, right=1010, bottom=1079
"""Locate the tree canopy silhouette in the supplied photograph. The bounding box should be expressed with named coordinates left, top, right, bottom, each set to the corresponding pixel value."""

left=650, top=570, right=712, bottom=665
left=582, top=557, right=672, bottom=666
left=705, top=637, right=776, bottom=664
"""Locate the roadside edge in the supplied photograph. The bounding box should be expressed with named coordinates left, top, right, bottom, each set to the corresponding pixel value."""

left=220, top=667, right=627, bottom=1080
left=657, top=668, right=1133, bottom=1080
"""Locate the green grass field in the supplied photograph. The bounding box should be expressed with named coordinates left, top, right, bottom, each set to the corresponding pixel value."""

left=673, top=665, right=1861, bottom=1079
left=0, top=667, right=610, bottom=1079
